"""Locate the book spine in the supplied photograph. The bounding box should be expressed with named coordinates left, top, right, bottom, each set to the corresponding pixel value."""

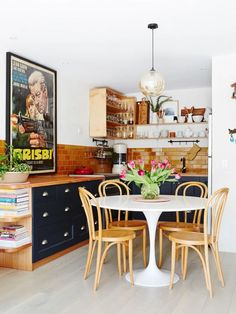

left=0, top=202, right=29, bottom=209
left=0, top=197, right=29, bottom=203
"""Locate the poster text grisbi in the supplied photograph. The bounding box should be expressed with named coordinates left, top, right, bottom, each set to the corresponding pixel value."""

left=14, top=149, right=53, bottom=160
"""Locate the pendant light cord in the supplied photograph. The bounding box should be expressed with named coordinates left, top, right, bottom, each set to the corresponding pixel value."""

left=151, top=28, right=155, bottom=71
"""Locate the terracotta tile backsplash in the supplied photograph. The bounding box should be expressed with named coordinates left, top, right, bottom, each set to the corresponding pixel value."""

left=0, top=140, right=112, bottom=175
left=0, top=139, right=207, bottom=175
left=128, top=147, right=208, bottom=173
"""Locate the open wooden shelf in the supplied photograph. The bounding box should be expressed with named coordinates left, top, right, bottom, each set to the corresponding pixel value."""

left=0, top=242, right=32, bottom=253
left=107, top=103, right=128, bottom=114
left=0, top=213, right=32, bottom=223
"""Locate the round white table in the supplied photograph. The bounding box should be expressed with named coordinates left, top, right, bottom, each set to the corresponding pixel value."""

left=91, top=194, right=207, bottom=287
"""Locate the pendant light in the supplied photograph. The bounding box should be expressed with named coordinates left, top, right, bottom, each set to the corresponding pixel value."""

left=139, top=23, right=165, bottom=97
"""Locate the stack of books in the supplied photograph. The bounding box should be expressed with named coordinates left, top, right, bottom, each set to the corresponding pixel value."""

left=0, top=224, right=31, bottom=248
left=0, top=188, right=29, bottom=216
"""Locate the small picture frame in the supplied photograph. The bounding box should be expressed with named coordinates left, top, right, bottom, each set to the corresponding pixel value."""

left=162, top=100, right=179, bottom=117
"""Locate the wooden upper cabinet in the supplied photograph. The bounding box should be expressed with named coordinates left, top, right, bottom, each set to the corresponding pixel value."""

left=89, top=88, right=107, bottom=137
left=89, top=87, right=136, bottom=139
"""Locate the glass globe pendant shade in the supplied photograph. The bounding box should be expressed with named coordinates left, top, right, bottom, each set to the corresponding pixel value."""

left=139, top=69, right=165, bottom=97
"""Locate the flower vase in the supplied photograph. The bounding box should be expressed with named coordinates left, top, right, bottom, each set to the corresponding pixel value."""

left=150, top=111, right=159, bottom=124
left=141, top=184, right=160, bottom=200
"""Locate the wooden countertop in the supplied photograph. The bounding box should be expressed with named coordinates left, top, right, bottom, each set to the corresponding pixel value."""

left=28, top=175, right=104, bottom=187
left=178, top=172, right=207, bottom=177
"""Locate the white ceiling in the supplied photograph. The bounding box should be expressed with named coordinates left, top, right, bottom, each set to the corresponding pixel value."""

left=1, top=0, right=236, bottom=93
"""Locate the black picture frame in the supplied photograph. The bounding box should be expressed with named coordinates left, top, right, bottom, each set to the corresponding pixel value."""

left=6, top=52, right=57, bottom=174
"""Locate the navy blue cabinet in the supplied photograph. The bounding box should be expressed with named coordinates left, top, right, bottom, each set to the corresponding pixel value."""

left=32, top=180, right=101, bottom=262
left=130, top=176, right=208, bottom=221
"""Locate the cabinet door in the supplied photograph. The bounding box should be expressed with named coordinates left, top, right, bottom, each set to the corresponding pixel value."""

left=89, top=88, right=107, bottom=137
left=33, top=214, right=88, bottom=262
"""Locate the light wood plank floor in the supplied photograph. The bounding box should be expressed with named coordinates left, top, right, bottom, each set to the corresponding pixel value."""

left=1, top=239, right=236, bottom=314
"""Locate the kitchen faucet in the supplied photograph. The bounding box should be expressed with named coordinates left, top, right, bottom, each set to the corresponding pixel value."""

left=181, top=157, right=186, bottom=173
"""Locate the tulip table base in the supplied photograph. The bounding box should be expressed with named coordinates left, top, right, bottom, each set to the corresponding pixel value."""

left=126, top=210, right=179, bottom=287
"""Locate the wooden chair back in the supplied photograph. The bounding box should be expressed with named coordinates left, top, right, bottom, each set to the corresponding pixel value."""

left=98, top=179, right=129, bottom=227
left=79, top=187, right=103, bottom=241
left=204, top=187, right=229, bottom=243
left=175, top=181, right=208, bottom=224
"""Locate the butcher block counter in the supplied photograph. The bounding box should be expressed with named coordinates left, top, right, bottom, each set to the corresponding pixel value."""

left=27, top=174, right=105, bottom=187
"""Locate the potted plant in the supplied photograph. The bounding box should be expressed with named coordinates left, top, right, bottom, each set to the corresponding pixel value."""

left=148, top=95, right=173, bottom=123
left=120, top=159, right=181, bottom=199
left=0, top=144, right=31, bottom=183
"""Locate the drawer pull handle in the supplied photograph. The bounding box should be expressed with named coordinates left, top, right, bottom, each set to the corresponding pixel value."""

left=42, top=191, right=49, bottom=197
left=43, top=212, right=49, bottom=217
left=65, top=188, right=70, bottom=193
left=64, top=207, right=70, bottom=212
left=42, top=239, right=48, bottom=245
left=64, top=232, right=69, bottom=237
left=94, top=221, right=98, bottom=225
left=81, top=226, right=85, bottom=231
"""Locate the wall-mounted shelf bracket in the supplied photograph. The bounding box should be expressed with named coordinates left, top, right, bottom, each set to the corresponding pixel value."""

left=92, top=138, right=108, bottom=147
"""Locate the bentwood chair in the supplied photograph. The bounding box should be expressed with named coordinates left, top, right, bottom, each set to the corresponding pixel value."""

left=158, top=181, right=208, bottom=268
left=98, top=179, right=147, bottom=267
left=169, top=187, right=229, bottom=297
left=79, top=187, right=135, bottom=291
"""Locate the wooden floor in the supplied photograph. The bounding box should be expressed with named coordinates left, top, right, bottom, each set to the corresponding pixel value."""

left=1, top=239, right=236, bottom=314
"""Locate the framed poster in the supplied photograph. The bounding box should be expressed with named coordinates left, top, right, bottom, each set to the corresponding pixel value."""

left=6, top=52, right=57, bottom=174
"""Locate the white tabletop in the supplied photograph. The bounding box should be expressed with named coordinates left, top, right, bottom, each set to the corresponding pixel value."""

left=91, top=195, right=207, bottom=213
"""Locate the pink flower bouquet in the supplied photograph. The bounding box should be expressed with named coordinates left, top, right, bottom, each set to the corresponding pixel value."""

left=120, top=159, right=181, bottom=199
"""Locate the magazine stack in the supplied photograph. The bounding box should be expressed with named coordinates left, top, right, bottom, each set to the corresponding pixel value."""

left=0, top=224, right=30, bottom=248
left=0, top=188, right=30, bottom=216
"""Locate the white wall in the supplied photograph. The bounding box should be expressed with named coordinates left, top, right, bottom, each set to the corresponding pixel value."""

left=0, top=51, right=93, bottom=146
left=128, top=86, right=212, bottom=109
left=212, top=54, right=236, bottom=252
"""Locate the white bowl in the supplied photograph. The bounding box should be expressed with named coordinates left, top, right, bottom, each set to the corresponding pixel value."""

left=192, top=115, right=203, bottom=123
left=0, top=172, right=29, bottom=183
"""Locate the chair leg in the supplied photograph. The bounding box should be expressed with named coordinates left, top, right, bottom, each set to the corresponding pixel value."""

left=169, top=241, right=176, bottom=289
left=128, top=239, right=134, bottom=285
left=213, top=243, right=225, bottom=287
left=122, top=243, right=127, bottom=273
left=84, top=240, right=97, bottom=279
left=181, top=246, right=185, bottom=277
left=103, top=242, right=109, bottom=264
left=84, top=239, right=93, bottom=279
left=142, top=227, right=147, bottom=268
left=204, top=244, right=213, bottom=298
left=158, top=228, right=163, bottom=268
left=93, top=241, right=102, bottom=291
left=117, top=243, right=122, bottom=276
left=183, top=246, right=189, bottom=280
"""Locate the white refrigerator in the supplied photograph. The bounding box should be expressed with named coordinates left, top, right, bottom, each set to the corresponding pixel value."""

left=208, top=113, right=213, bottom=196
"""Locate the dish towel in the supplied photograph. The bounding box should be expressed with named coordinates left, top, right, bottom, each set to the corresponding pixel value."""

left=187, top=144, right=201, bottom=161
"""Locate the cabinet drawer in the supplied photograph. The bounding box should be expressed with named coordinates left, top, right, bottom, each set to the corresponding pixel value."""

left=33, top=186, right=57, bottom=202
left=57, top=183, right=79, bottom=202
left=33, top=201, right=58, bottom=226
left=32, top=215, right=88, bottom=262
